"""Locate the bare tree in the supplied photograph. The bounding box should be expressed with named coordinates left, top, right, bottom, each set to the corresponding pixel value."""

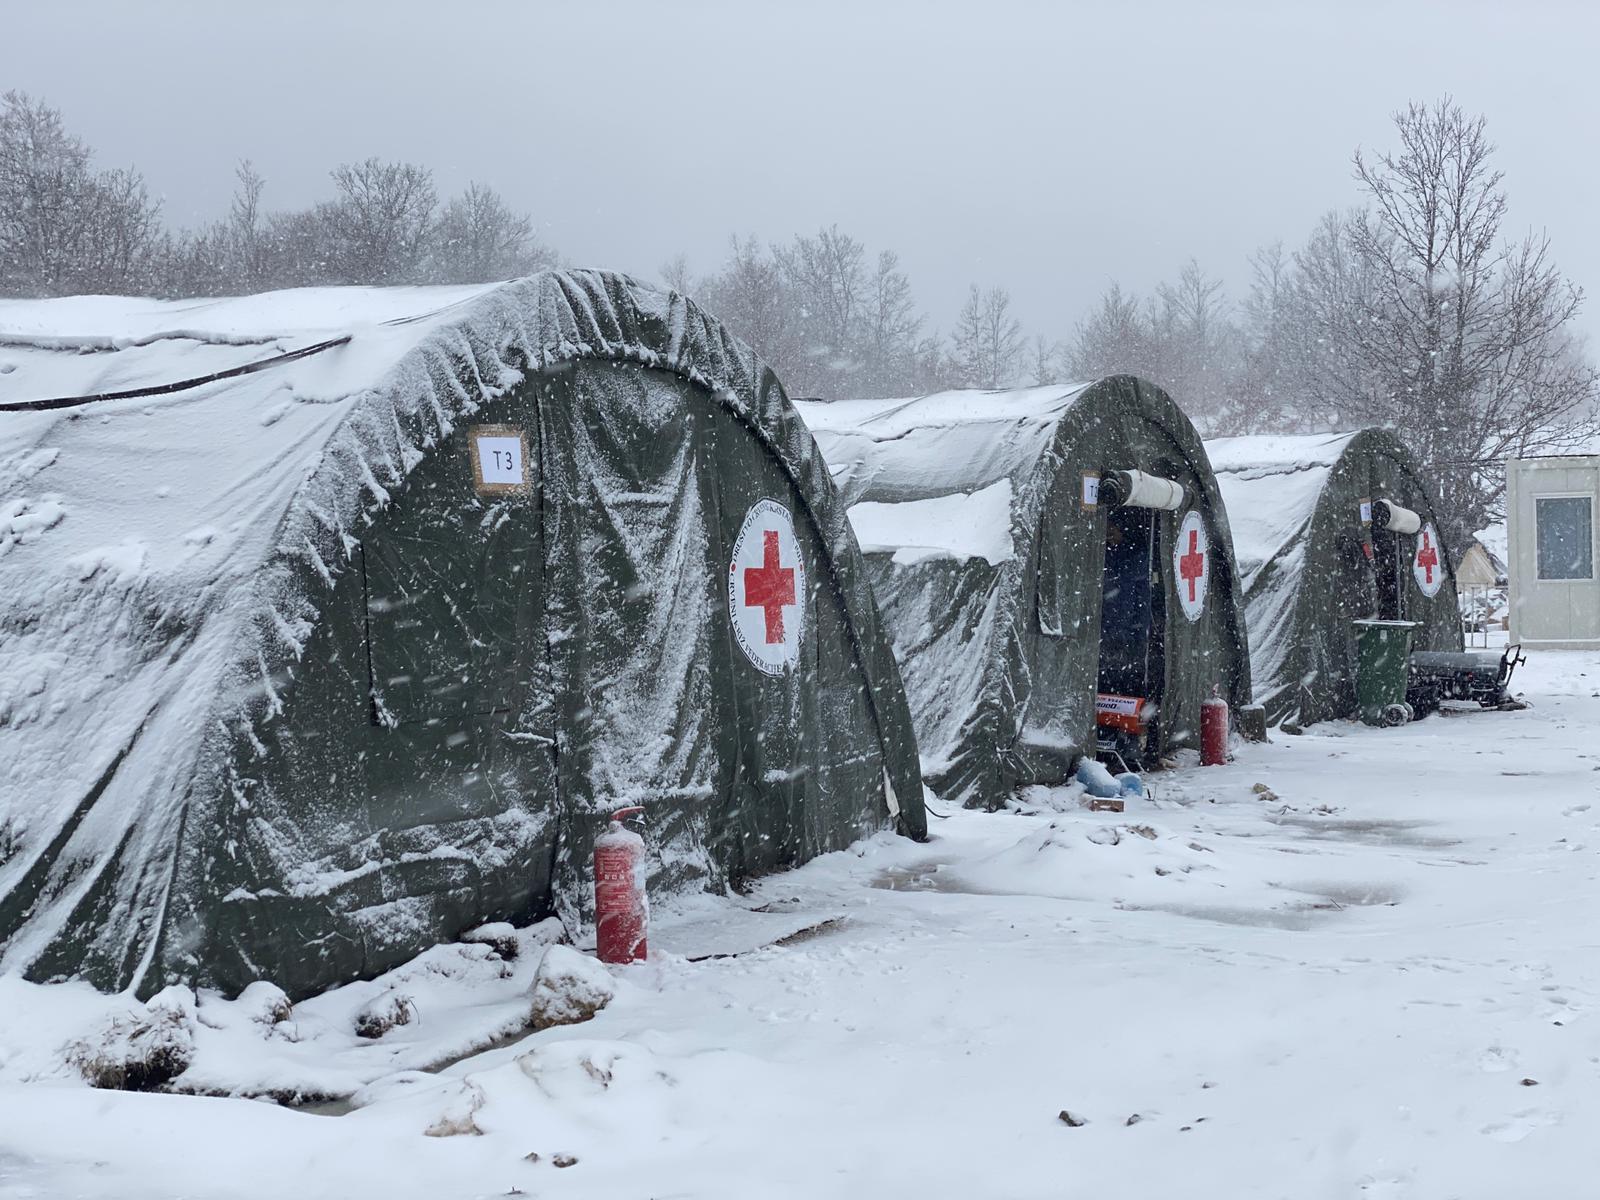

left=319, top=157, right=437, bottom=285
left=774, top=225, right=867, bottom=395
left=858, top=250, right=921, bottom=395
left=0, top=90, right=94, bottom=293
left=164, top=223, right=229, bottom=297
left=953, top=284, right=1024, bottom=389
left=261, top=207, right=334, bottom=289
left=1230, top=243, right=1310, bottom=434
left=166, top=160, right=273, bottom=296
left=77, top=167, right=165, bottom=292
left=1030, top=334, right=1059, bottom=386
left=694, top=229, right=935, bottom=400
left=430, top=182, right=553, bottom=283
left=1, top=96, right=573, bottom=299
left=1063, top=282, right=1148, bottom=379
left=1059, top=265, right=1248, bottom=430
left=1267, top=209, right=1386, bottom=431
left=699, top=236, right=804, bottom=386
left=1344, top=98, right=1599, bottom=544
left=225, top=160, right=274, bottom=293
left=1149, top=259, right=1239, bottom=429
left=658, top=253, right=694, bottom=296
left=0, top=91, right=164, bottom=296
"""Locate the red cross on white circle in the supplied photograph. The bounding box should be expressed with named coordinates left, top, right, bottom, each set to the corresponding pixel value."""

left=1416, top=529, right=1439, bottom=584
left=728, top=499, right=806, bottom=675
left=1413, top=521, right=1445, bottom=598
left=1179, top=527, right=1206, bottom=602
left=1172, top=509, right=1209, bottom=621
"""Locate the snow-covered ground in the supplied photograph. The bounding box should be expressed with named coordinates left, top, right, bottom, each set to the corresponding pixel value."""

left=3, top=651, right=1598, bottom=1200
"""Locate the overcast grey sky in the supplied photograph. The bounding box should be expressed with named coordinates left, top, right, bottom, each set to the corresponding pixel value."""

left=5, top=0, right=1597, bottom=345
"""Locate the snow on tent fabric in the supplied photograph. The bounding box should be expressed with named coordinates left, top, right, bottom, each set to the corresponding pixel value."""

left=0, top=270, right=926, bottom=1000
left=1207, top=429, right=1463, bottom=728
left=796, top=378, right=1251, bottom=810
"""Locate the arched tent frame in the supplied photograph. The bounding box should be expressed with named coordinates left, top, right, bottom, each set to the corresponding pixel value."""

left=0, top=270, right=925, bottom=998
left=1209, top=427, right=1463, bottom=727
left=800, top=375, right=1253, bottom=809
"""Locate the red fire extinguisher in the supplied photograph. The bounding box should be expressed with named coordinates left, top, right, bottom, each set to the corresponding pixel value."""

left=594, top=806, right=648, bottom=964
left=1201, top=688, right=1229, bottom=767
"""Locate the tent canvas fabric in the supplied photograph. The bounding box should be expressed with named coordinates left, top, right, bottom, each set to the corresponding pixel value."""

left=0, top=269, right=925, bottom=1000
left=797, top=377, right=1252, bottom=810
left=1208, top=429, right=1463, bottom=727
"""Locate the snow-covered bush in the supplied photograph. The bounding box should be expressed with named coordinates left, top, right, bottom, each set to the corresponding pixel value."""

left=235, top=981, right=293, bottom=1027
left=461, top=921, right=521, bottom=961
left=63, top=985, right=197, bottom=1091
left=529, top=946, right=614, bottom=1031
left=353, top=989, right=417, bottom=1039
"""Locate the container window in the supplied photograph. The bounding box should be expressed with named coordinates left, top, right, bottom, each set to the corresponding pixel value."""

left=1535, top=496, right=1594, bottom=580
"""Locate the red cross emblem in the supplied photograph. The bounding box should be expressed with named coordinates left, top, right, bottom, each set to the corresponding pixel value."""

left=1173, top=510, right=1209, bottom=621
left=743, top=530, right=796, bottom=644
left=1416, top=529, right=1438, bottom=584
left=1179, top=527, right=1206, bottom=602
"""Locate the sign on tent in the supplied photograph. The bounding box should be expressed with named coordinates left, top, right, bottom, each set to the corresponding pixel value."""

left=729, top=499, right=807, bottom=675
left=1173, top=509, right=1209, bottom=621
left=1414, top=522, right=1445, bottom=597
left=469, top=425, right=531, bottom=496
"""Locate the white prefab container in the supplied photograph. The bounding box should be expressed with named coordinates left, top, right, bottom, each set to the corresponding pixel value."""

left=1507, top=456, right=1600, bottom=648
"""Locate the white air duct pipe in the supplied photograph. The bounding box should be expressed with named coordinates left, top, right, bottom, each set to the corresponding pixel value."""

left=1373, top=498, right=1422, bottom=534
left=1102, top=469, right=1185, bottom=511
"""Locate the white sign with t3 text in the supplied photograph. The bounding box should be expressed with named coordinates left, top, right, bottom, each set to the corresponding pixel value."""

left=469, top=425, right=530, bottom=495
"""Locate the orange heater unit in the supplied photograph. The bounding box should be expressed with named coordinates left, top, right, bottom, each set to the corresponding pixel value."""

left=1095, top=693, right=1150, bottom=735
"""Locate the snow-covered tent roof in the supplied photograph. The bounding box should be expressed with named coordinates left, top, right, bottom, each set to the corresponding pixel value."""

left=1208, top=429, right=1461, bottom=726
left=0, top=270, right=926, bottom=998
left=1, top=284, right=495, bottom=580
left=802, top=385, right=1090, bottom=500
left=802, top=385, right=1098, bottom=571
left=798, top=378, right=1252, bottom=808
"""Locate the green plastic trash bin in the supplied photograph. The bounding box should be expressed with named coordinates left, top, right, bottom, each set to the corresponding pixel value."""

left=1354, top=619, right=1418, bottom=726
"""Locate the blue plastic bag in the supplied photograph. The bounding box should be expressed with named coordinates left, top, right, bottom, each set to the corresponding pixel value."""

left=1075, top=757, right=1123, bottom=798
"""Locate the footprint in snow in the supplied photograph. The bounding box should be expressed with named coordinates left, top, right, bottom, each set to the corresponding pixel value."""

left=1480, top=1109, right=1556, bottom=1142
left=1477, top=1046, right=1513, bottom=1073
left=1539, top=990, right=1583, bottom=1023
left=1358, top=1172, right=1416, bottom=1197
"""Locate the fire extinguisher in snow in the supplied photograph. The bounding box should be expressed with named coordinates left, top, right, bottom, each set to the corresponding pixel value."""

left=1201, top=687, right=1229, bottom=767
left=594, top=806, right=649, bottom=964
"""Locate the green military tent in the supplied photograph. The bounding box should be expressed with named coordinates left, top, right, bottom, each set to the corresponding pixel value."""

left=1207, top=429, right=1463, bottom=728
left=796, top=377, right=1252, bottom=809
left=0, top=269, right=925, bottom=1000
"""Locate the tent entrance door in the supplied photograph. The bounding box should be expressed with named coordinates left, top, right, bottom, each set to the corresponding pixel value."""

left=538, top=362, right=724, bottom=927
left=1098, top=509, right=1167, bottom=708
